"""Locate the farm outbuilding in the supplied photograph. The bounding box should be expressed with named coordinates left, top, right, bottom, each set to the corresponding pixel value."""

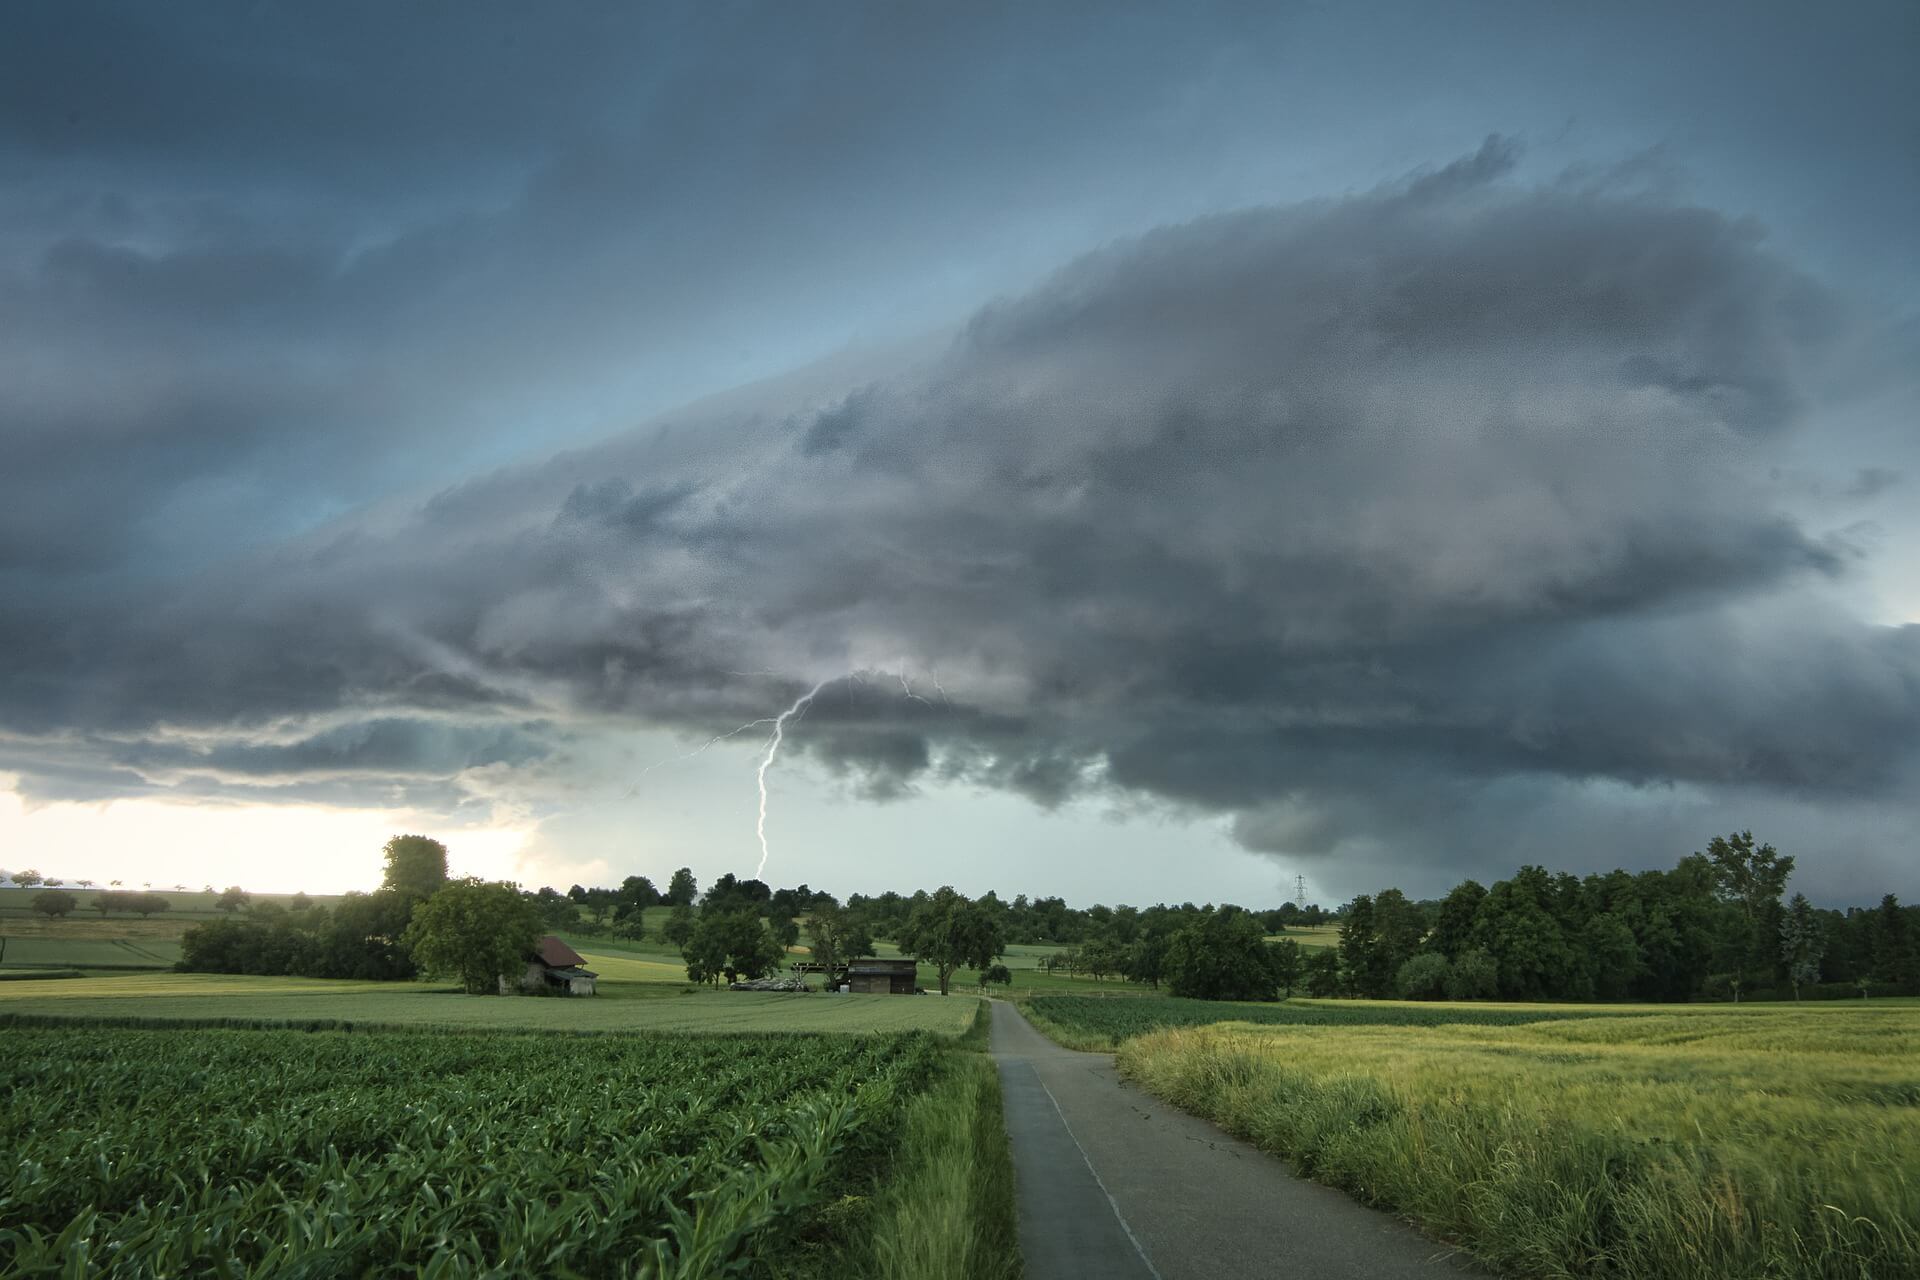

left=501, top=935, right=599, bottom=996
left=844, top=958, right=918, bottom=995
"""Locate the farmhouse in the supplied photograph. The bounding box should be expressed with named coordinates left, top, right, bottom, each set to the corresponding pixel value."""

left=502, top=935, right=598, bottom=996
left=844, top=957, right=918, bottom=994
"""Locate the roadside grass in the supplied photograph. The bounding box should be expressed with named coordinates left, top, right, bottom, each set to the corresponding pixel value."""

left=0, top=971, right=984, bottom=1035
left=859, top=1001, right=1022, bottom=1280
left=1117, top=1008, right=1920, bottom=1280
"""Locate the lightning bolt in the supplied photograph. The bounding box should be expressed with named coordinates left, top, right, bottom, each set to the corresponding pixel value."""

left=898, top=667, right=933, bottom=708
left=754, top=680, right=829, bottom=879
left=631, top=664, right=954, bottom=877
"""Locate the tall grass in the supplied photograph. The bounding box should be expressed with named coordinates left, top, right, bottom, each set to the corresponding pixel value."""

left=1117, top=1009, right=1920, bottom=1279
left=863, top=1051, right=1021, bottom=1280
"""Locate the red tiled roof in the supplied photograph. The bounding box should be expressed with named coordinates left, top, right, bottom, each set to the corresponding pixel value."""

left=535, top=935, right=586, bottom=967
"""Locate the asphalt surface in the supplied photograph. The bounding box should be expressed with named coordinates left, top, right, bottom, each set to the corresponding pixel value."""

left=989, top=1000, right=1482, bottom=1280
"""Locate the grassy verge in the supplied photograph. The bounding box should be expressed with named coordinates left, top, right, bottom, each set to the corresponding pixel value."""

left=1117, top=1010, right=1920, bottom=1279
left=859, top=1000, right=1022, bottom=1280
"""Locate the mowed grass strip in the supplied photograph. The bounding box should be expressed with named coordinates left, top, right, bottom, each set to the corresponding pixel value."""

left=1116, top=1007, right=1920, bottom=1280
left=0, top=971, right=984, bottom=1035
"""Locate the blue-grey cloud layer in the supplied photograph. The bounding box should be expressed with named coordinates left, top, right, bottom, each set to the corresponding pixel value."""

left=3, top=3, right=1917, bottom=897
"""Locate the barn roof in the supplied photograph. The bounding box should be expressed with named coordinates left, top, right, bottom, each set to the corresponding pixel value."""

left=535, top=935, right=587, bottom=967
left=846, top=958, right=917, bottom=974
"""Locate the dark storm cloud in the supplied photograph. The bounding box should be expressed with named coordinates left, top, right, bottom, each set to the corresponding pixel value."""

left=0, top=0, right=1346, bottom=585
left=8, top=148, right=1916, bottom=895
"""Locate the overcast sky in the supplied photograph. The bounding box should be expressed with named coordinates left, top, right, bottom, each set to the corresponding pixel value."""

left=3, top=1, right=1916, bottom=906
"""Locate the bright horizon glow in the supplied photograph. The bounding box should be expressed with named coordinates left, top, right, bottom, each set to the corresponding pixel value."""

left=0, top=781, right=534, bottom=896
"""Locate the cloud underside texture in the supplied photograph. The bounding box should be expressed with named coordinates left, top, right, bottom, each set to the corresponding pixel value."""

left=8, top=148, right=1916, bottom=874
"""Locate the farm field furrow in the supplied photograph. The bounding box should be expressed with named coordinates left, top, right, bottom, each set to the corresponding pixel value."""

left=1, top=1027, right=945, bottom=1278
left=1116, top=1007, right=1920, bottom=1280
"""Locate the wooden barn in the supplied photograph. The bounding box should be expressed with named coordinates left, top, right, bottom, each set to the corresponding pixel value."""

left=501, top=934, right=599, bottom=996
left=844, top=957, right=918, bottom=995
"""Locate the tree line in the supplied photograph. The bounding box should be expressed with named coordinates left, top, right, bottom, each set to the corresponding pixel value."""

left=177, top=836, right=452, bottom=981
left=1334, top=833, right=1919, bottom=1003
left=169, top=828, right=1919, bottom=1004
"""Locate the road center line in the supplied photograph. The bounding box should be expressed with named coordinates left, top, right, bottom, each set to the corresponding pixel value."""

left=1034, top=1070, right=1166, bottom=1280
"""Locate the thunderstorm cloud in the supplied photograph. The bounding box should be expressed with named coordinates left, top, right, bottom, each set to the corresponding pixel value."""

left=4, top=3, right=1917, bottom=900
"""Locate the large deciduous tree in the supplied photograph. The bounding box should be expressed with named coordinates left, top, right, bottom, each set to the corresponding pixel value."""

left=804, top=899, right=874, bottom=971
left=1164, top=908, right=1280, bottom=1001
left=681, top=909, right=784, bottom=985
left=402, top=878, right=543, bottom=995
left=32, top=889, right=77, bottom=919
left=1703, top=830, right=1794, bottom=987
left=665, top=867, right=698, bottom=907
left=898, top=886, right=1005, bottom=996
left=381, top=835, right=450, bottom=903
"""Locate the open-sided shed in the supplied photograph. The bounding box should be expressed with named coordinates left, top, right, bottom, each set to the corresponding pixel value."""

left=843, top=958, right=918, bottom=994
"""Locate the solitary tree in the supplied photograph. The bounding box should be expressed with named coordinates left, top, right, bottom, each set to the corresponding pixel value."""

left=130, top=893, right=171, bottom=919
left=381, top=835, right=450, bottom=902
left=979, top=963, right=1013, bottom=990
left=14, top=869, right=44, bottom=889
left=898, top=886, right=1005, bottom=996
left=32, top=889, right=77, bottom=919
left=217, top=886, right=252, bottom=914
left=402, top=878, right=543, bottom=995
left=666, top=867, right=698, bottom=907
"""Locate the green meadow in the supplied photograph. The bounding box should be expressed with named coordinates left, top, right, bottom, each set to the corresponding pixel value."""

left=0, top=967, right=983, bottom=1036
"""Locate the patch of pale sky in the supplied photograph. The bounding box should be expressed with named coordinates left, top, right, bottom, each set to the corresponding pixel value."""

left=0, top=777, right=534, bottom=895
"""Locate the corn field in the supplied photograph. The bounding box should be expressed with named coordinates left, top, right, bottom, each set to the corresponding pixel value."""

left=0, top=1027, right=943, bottom=1277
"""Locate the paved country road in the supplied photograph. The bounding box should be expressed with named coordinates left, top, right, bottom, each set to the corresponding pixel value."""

left=989, top=1000, right=1482, bottom=1280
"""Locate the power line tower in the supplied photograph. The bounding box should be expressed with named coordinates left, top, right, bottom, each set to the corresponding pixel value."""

left=1293, top=874, right=1308, bottom=909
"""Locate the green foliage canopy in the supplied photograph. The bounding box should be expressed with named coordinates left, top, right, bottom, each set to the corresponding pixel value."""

left=402, top=879, right=543, bottom=995
left=380, top=835, right=450, bottom=903
left=897, top=886, right=1006, bottom=996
